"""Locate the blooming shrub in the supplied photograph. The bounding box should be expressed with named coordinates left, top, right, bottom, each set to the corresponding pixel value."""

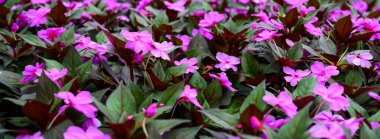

left=0, top=0, right=380, bottom=139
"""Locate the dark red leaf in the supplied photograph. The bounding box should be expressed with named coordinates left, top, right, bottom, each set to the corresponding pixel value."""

left=333, top=15, right=353, bottom=43
left=294, top=96, right=315, bottom=110
left=49, top=1, right=68, bottom=26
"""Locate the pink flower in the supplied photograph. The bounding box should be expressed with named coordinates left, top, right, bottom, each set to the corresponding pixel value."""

left=151, top=41, right=174, bottom=60
left=55, top=91, right=98, bottom=118
left=144, top=103, right=157, bottom=118
left=192, top=28, right=213, bottom=40
left=121, top=30, right=154, bottom=54
left=82, top=118, right=101, bottom=129
left=304, top=17, right=323, bottom=36
left=31, top=0, right=50, bottom=4
left=174, top=58, right=199, bottom=74
left=16, top=131, right=44, bottom=139
left=368, top=92, right=380, bottom=101
left=75, top=36, right=107, bottom=55
left=214, top=52, right=240, bottom=72
left=313, top=83, right=350, bottom=111
left=250, top=116, right=263, bottom=129
left=353, top=18, right=380, bottom=33
left=284, top=0, right=308, bottom=8
left=136, top=0, right=152, bottom=12
left=239, top=0, right=250, bottom=4
left=283, top=67, right=311, bottom=86
left=45, top=68, right=68, bottom=82
left=346, top=51, right=373, bottom=68
left=209, top=72, right=237, bottom=92
left=20, top=62, right=45, bottom=83
left=178, top=85, right=203, bottom=109
left=26, top=7, right=50, bottom=27
left=164, top=0, right=186, bottom=12
left=63, top=126, right=111, bottom=139
left=253, top=30, right=282, bottom=42
left=177, top=35, right=190, bottom=51
left=299, top=6, right=315, bottom=16
left=263, top=91, right=298, bottom=117
left=309, top=123, right=345, bottom=139
left=314, top=111, right=362, bottom=136
left=311, top=61, right=339, bottom=84
left=37, top=27, right=66, bottom=43
left=351, top=0, right=368, bottom=14
left=263, top=115, right=289, bottom=129
left=252, top=11, right=270, bottom=24
left=198, top=12, right=226, bottom=27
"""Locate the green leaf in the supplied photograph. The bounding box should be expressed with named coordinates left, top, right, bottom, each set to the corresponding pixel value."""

left=203, top=80, right=222, bottom=108
left=166, top=64, right=188, bottom=79
left=95, top=31, right=108, bottom=43
left=62, top=46, right=83, bottom=73
left=242, top=52, right=260, bottom=77
left=369, top=111, right=380, bottom=122
left=74, top=59, right=92, bottom=83
left=92, top=96, right=118, bottom=122
left=347, top=97, right=369, bottom=118
left=148, top=124, right=163, bottom=139
left=264, top=126, right=280, bottom=139
left=43, top=58, right=64, bottom=70
left=240, top=81, right=266, bottom=112
left=187, top=33, right=213, bottom=60
left=163, top=126, right=202, bottom=139
left=106, top=83, right=137, bottom=118
left=56, top=27, right=75, bottom=45
left=345, top=69, right=364, bottom=88
left=36, top=72, right=59, bottom=104
left=152, top=119, right=190, bottom=133
left=18, top=34, right=47, bottom=48
left=159, top=81, right=185, bottom=106
left=190, top=71, right=207, bottom=90
left=286, top=41, right=303, bottom=61
left=153, top=61, right=166, bottom=81
left=293, top=76, right=317, bottom=98
left=277, top=104, right=312, bottom=139
left=43, top=120, right=73, bottom=139
left=199, top=109, right=239, bottom=130
left=153, top=11, right=169, bottom=27
left=360, top=124, right=378, bottom=139
left=0, top=70, right=23, bottom=92
left=223, top=18, right=238, bottom=33
left=126, top=80, right=145, bottom=107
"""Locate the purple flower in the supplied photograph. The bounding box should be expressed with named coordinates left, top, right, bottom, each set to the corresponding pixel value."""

left=215, top=52, right=240, bottom=72
left=353, top=18, right=380, bottom=33
left=145, top=103, right=157, bottom=118
left=300, top=6, right=315, bottom=16
left=151, top=41, right=174, bottom=60
left=209, top=72, right=237, bottom=92
left=31, top=0, right=50, bottom=4
left=16, top=131, right=44, bottom=139
left=174, top=58, right=199, bottom=74
left=263, top=91, right=298, bottom=117
left=198, top=12, right=226, bottom=27
left=346, top=51, right=373, bottom=68
left=284, top=0, right=308, bottom=8
left=309, top=123, right=346, bottom=139
left=16, top=13, right=29, bottom=27
left=177, top=35, right=190, bottom=51
left=37, top=27, right=66, bottom=43
left=55, top=91, right=98, bottom=118
left=368, top=92, right=380, bottom=101
left=11, top=23, right=19, bottom=32
left=179, top=85, right=203, bottom=109
left=313, top=83, right=350, bottom=111
left=20, top=62, right=45, bottom=83
left=45, top=68, right=68, bottom=82
left=351, top=0, right=368, bottom=14
left=121, top=30, right=154, bottom=54
left=283, top=66, right=311, bottom=86
left=328, top=8, right=351, bottom=22
left=63, top=126, right=111, bottom=139
left=311, top=61, right=339, bottom=84
left=253, top=30, right=282, bottom=42
left=82, top=118, right=101, bottom=129
left=263, top=115, right=289, bottom=129
left=192, top=27, right=213, bottom=40
left=164, top=0, right=186, bottom=12
left=26, top=7, right=50, bottom=27
left=304, top=17, right=323, bottom=36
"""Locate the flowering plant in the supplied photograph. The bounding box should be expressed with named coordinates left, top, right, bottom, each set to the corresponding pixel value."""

left=0, top=0, right=380, bottom=139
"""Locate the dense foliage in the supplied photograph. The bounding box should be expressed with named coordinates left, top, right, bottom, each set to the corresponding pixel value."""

left=0, top=0, right=380, bottom=138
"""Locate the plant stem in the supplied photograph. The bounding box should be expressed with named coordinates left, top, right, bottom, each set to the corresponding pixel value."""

left=142, top=117, right=149, bottom=138
left=311, top=100, right=325, bottom=116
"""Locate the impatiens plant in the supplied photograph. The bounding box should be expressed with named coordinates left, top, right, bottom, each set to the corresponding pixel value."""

left=1, top=0, right=380, bottom=139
